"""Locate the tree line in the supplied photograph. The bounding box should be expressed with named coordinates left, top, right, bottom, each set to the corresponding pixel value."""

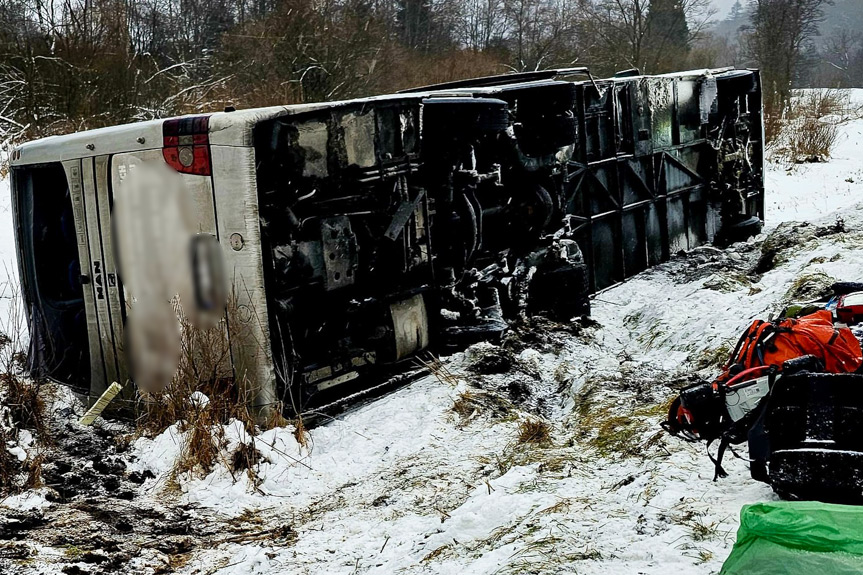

left=0, top=0, right=841, bottom=146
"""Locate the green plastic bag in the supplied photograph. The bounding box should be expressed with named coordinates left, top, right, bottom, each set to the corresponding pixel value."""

left=721, top=501, right=863, bottom=575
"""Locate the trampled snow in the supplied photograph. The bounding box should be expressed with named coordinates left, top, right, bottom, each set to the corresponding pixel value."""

left=3, top=93, right=863, bottom=574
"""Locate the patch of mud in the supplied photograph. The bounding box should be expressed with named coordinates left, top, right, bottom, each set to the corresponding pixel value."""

left=659, top=242, right=761, bottom=286
left=2, top=493, right=296, bottom=575
left=41, top=422, right=138, bottom=503
left=463, top=369, right=553, bottom=418
left=0, top=404, right=295, bottom=575
left=754, top=222, right=817, bottom=274
left=503, top=316, right=599, bottom=354
left=0, top=509, right=46, bottom=540
left=466, top=346, right=516, bottom=375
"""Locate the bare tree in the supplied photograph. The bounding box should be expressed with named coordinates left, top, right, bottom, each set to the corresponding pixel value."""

left=0, top=0, right=736, bottom=145
left=456, top=0, right=510, bottom=51
left=580, top=0, right=714, bottom=74
left=742, top=0, right=832, bottom=120
left=504, top=0, right=582, bottom=71
left=821, top=27, right=863, bottom=87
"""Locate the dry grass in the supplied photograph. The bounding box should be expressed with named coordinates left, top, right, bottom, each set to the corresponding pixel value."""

left=517, top=418, right=551, bottom=445
left=451, top=391, right=479, bottom=420
left=172, top=414, right=223, bottom=478
left=571, top=379, right=600, bottom=425
left=0, top=279, right=46, bottom=437
left=24, top=452, right=43, bottom=489
left=136, top=302, right=262, bottom=484
left=420, top=543, right=453, bottom=563
left=788, top=117, right=838, bottom=163
left=0, top=281, right=49, bottom=496
left=0, top=425, right=18, bottom=495
left=419, top=353, right=460, bottom=387
left=292, top=415, right=310, bottom=449
left=1, top=373, right=48, bottom=439
left=229, top=442, right=267, bottom=479
left=575, top=392, right=669, bottom=460
left=451, top=390, right=514, bottom=425
left=688, top=341, right=733, bottom=372
left=782, top=271, right=836, bottom=304
left=773, top=89, right=863, bottom=165
left=135, top=327, right=231, bottom=437
left=673, top=509, right=721, bottom=542
left=497, top=536, right=602, bottom=574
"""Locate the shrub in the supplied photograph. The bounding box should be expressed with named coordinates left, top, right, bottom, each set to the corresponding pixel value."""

left=0, top=282, right=48, bottom=496
left=772, top=89, right=863, bottom=165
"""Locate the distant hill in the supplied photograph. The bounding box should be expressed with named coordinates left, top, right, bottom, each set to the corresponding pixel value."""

left=818, top=0, right=863, bottom=48
left=708, top=0, right=863, bottom=48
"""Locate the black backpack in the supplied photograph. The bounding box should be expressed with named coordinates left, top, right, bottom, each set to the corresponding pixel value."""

left=663, top=356, right=824, bottom=481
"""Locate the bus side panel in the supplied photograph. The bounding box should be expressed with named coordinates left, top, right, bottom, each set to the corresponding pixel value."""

left=210, top=145, right=278, bottom=419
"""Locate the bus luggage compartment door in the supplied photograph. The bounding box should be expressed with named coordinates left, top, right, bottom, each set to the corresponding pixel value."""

left=62, top=157, right=127, bottom=405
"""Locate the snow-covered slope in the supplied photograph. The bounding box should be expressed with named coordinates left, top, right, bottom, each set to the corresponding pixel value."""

left=765, top=93, right=863, bottom=225
left=3, top=92, right=863, bottom=575
left=0, top=164, right=21, bottom=329
left=151, top=100, right=863, bottom=574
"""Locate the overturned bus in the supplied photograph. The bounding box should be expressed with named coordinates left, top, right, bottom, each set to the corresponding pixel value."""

left=9, top=67, right=764, bottom=418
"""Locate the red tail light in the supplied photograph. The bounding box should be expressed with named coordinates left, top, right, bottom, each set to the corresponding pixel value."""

left=163, top=115, right=212, bottom=176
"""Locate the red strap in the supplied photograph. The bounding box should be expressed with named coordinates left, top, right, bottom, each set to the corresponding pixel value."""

left=723, top=365, right=771, bottom=387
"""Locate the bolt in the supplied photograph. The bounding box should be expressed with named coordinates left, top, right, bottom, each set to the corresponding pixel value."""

left=237, top=304, right=252, bottom=323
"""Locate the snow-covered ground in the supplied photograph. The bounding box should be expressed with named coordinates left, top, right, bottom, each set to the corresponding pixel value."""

left=0, top=162, right=21, bottom=328
left=765, top=98, right=863, bottom=225
left=2, top=92, right=863, bottom=575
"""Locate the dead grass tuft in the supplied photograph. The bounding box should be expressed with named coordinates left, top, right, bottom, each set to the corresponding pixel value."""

left=694, top=548, right=714, bottom=564
left=292, top=415, right=310, bottom=449
left=137, top=302, right=262, bottom=484
left=266, top=409, right=290, bottom=431
left=0, top=282, right=50, bottom=495
left=24, top=452, right=44, bottom=489
left=420, top=543, right=453, bottom=563
left=497, top=536, right=602, bottom=574
left=451, top=390, right=513, bottom=425
left=689, top=341, right=733, bottom=372
left=452, top=391, right=479, bottom=420
left=136, top=312, right=247, bottom=436
left=0, top=425, right=19, bottom=495
left=419, top=354, right=460, bottom=387
left=517, top=418, right=551, bottom=445
left=787, top=116, right=839, bottom=164
left=576, top=397, right=669, bottom=460
left=230, top=442, right=267, bottom=476
left=572, top=379, right=599, bottom=423
left=673, top=509, right=721, bottom=542
left=536, top=498, right=578, bottom=516
left=782, top=271, right=836, bottom=304
left=1, top=373, right=48, bottom=439
left=173, top=414, right=222, bottom=477
left=773, top=89, right=863, bottom=165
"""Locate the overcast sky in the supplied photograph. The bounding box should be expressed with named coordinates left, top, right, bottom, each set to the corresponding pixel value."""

left=711, top=0, right=739, bottom=19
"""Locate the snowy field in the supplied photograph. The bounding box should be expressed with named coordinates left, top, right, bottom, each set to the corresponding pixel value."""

left=1, top=92, right=862, bottom=575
